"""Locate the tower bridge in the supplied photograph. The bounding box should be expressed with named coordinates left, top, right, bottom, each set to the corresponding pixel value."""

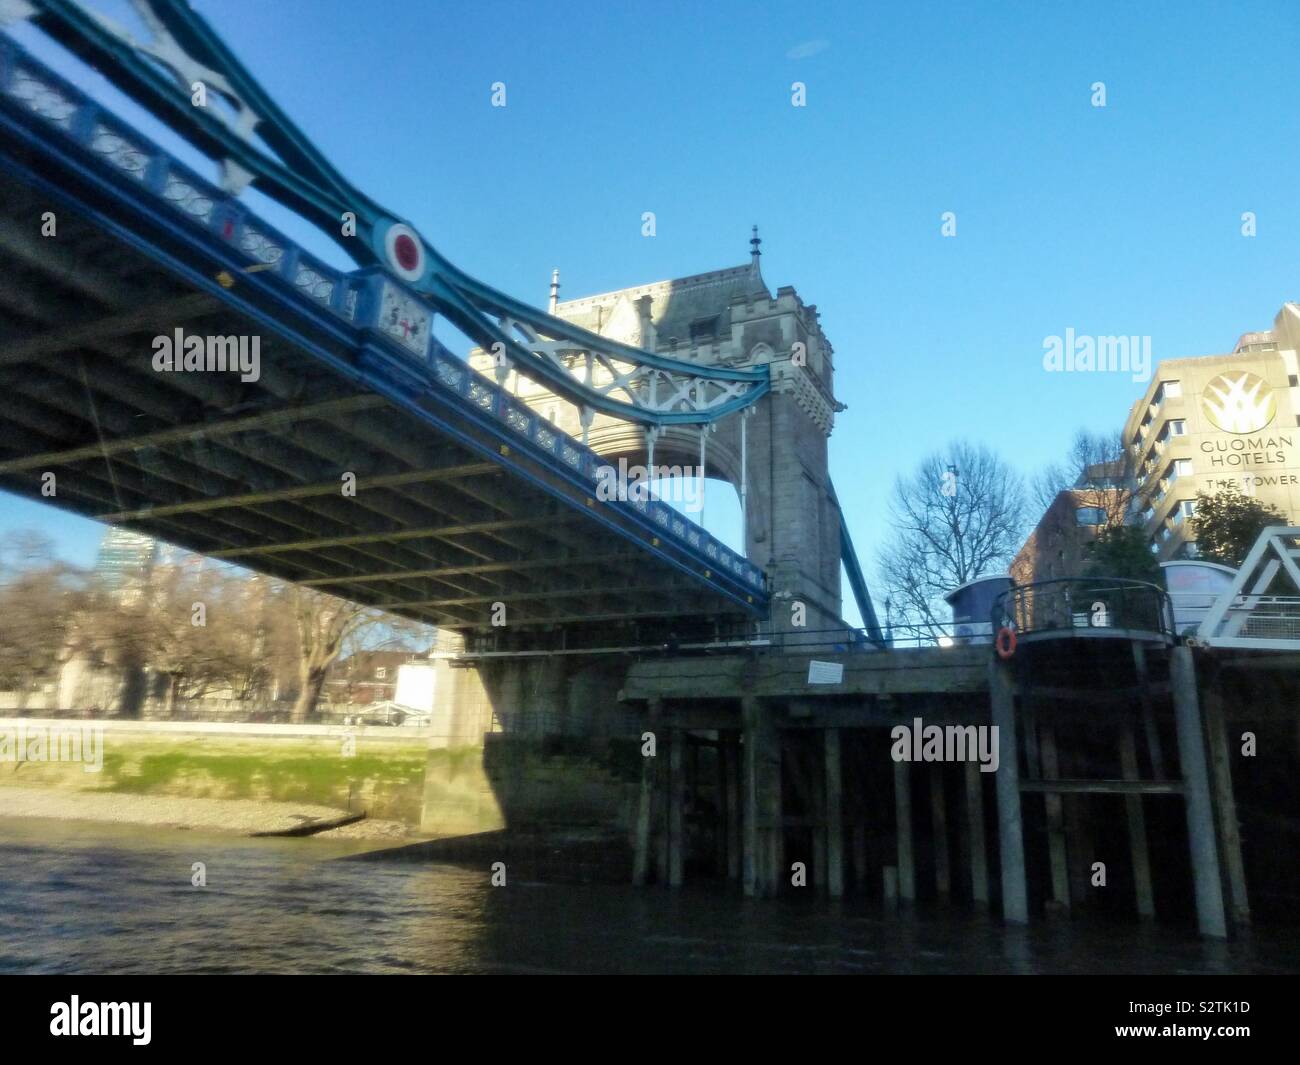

left=0, top=1, right=880, bottom=648
left=469, top=233, right=857, bottom=636
left=2, top=2, right=1293, bottom=942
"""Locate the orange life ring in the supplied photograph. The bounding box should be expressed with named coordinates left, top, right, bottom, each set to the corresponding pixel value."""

left=995, top=626, right=1017, bottom=659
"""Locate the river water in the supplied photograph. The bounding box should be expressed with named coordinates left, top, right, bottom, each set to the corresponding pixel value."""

left=0, top=818, right=1295, bottom=975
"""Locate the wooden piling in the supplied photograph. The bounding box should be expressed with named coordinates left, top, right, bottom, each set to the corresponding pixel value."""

left=655, top=707, right=670, bottom=884
left=727, top=734, right=742, bottom=881
left=669, top=728, right=685, bottom=888
left=1202, top=686, right=1250, bottom=929
left=1132, top=641, right=1166, bottom=779
left=1118, top=720, right=1156, bottom=920
left=964, top=758, right=989, bottom=905
left=1061, top=744, right=1092, bottom=907
left=826, top=728, right=845, bottom=898
left=811, top=745, right=827, bottom=893
left=742, top=695, right=781, bottom=897
left=883, top=866, right=899, bottom=909
left=1039, top=721, right=1070, bottom=913
left=930, top=766, right=950, bottom=899
left=715, top=733, right=730, bottom=879
left=893, top=759, right=915, bottom=903
left=1170, top=645, right=1227, bottom=939
left=989, top=657, right=1028, bottom=924
left=851, top=824, right=868, bottom=894
left=632, top=698, right=660, bottom=886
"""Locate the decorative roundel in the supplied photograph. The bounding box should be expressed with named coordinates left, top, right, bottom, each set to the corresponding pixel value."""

left=383, top=222, right=425, bottom=282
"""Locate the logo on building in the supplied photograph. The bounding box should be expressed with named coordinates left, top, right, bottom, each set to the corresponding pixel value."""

left=1202, top=371, right=1276, bottom=434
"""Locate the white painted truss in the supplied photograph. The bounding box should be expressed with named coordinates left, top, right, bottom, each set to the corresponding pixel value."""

left=1195, top=527, right=1300, bottom=650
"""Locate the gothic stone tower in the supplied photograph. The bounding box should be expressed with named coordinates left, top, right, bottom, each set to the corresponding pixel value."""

left=470, top=232, right=845, bottom=631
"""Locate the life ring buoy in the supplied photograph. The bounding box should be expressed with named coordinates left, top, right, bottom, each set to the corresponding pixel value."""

left=995, top=626, right=1017, bottom=659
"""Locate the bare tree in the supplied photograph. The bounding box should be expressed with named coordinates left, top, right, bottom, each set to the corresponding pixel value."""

left=1031, top=429, right=1133, bottom=528
left=146, top=563, right=274, bottom=714
left=878, top=442, right=1027, bottom=635
left=0, top=533, right=87, bottom=707
left=288, top=587, right=431, bottom=722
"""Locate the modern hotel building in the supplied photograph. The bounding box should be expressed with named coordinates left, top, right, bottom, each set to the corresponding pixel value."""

left=1124, top=302, right=1300, bottom=561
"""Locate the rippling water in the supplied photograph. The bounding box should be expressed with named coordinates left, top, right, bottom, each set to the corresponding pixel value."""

left=0, top=818, right=1294, bottom=974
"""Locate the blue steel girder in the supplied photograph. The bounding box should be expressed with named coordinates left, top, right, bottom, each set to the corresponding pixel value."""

left=0, top=30, right=770, bottom=625
left=16, top=0, right=770, bottom=427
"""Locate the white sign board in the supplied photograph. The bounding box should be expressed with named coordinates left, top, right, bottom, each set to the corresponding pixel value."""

left=807, top=660, right=844, bottom=685
left=393, top=663, right=436, bottom=712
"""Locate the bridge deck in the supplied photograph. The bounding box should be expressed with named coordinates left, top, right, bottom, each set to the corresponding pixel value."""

left=0, top=37, right=765, bottom=638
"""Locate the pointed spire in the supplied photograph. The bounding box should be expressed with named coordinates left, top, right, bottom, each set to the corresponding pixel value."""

left=748, top=225, right=767, bottom=295
left=548, top=268, right=560, bottom=314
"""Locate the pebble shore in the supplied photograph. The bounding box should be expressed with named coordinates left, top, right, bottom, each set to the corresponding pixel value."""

left=0, top=786, right=417, bottom=840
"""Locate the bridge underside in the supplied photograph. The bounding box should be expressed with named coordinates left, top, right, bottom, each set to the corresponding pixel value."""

left=0, top=162, right=757, bottom=642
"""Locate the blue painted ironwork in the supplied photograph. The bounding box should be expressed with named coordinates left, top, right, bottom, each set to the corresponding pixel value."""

left=14, top=0, right=769, bottom=426
left=0, top=32, right=769, bottom=607
left=828, top=479, right=884, bottom=645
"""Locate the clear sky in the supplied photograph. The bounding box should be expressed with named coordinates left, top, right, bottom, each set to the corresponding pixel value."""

left=4, top=1, right=1298, bottom=625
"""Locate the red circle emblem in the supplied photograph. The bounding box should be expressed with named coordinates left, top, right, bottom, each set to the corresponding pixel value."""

left=393, top=233, right=420, bottom=272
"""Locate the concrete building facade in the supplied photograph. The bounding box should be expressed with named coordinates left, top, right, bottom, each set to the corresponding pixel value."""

left=1124, top=303, right=1300, bottom=561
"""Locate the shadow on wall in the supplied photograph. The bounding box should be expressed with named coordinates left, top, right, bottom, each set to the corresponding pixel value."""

left=419, top=656, right=643, bottom=844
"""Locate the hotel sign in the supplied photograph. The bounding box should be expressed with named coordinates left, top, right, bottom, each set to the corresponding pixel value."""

left=1201, top=371, right=1276, bottom=434
left=1198, top=372, right=1296, bottom=479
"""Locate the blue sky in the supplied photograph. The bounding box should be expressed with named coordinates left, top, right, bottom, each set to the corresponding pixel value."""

left=4, top=1, right=1298, bottom=624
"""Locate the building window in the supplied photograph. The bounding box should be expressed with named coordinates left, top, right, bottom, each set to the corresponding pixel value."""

left=375, top=667, right=386, bottom=680
left=1155, top=420, right=1181, bottom=454
left=1154, top=380, right=1182, bottom=404
left=1289, top=374, right=1298, bottom=388
left=1165, top=459, right=1192, bottom=487
left=1075, top=507, right=1107, bottom=526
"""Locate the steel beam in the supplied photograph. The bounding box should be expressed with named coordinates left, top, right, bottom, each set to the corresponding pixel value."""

left=0, top=394, right=384, bottom=473
left=0, top=292, right=216, bottom=366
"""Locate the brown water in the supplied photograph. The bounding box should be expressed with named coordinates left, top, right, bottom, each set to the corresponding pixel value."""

left=0, top=817, right=1295, bottom=974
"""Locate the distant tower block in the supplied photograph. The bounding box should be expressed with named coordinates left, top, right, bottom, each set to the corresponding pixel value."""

left=472, top=232, right=846, bottom=629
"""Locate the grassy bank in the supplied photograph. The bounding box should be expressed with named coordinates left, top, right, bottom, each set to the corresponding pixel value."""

left=2, top=733, right=441, bottom=824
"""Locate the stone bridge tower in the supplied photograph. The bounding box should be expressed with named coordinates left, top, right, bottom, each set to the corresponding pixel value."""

left=471, top=231, right=846, bottom=631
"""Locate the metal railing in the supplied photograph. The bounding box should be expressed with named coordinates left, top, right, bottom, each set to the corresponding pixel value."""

left=993, top=578, right=1176, bottom=641
left=454, top=623, right=988, bottom=659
